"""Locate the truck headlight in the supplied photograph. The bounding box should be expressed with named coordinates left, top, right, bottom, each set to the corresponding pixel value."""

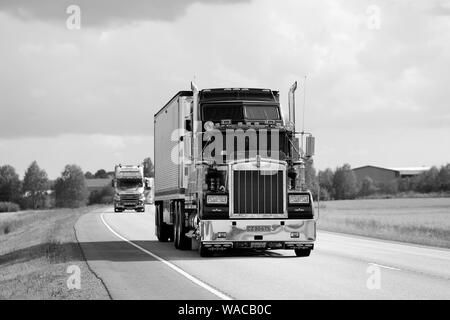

left=206, top=195, right=228, bottom=205
left=114, top=194, right=120, bottom=201
left=289, top=194, right=309, bottom=204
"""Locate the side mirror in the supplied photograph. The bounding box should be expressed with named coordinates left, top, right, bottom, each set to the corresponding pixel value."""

left=305, top=135, right=315, bottom=158
left=144, top=179, right=151, bottom=190
left=111, top=179, right=115, bottom=187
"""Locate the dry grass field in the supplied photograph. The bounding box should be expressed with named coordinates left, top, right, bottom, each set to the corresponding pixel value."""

left=0, top=207, right=110, bottom=299
left=316, top=197, right=450, bottom=248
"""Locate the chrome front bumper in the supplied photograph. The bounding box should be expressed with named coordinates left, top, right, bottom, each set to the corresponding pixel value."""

left=200, top=219, right=316, bottom=249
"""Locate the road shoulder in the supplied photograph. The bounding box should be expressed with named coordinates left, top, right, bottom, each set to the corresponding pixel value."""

left=0, top=206, right=110, bottom=299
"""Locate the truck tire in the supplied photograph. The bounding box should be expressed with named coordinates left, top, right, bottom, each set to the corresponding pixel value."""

left=155, top=203, right=171, bottom=242
left=294, top=249, right=311, bottom=257
left=174, top=201, right=191, bottom=250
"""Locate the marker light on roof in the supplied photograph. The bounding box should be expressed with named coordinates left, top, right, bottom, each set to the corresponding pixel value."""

left=204, top=121, right=215, bottom=131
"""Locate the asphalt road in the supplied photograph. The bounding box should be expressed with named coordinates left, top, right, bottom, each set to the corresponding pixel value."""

left=75, top=205, right=450, bottom=300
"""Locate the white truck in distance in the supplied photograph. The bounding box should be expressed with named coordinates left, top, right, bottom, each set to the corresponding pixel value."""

left=112, top=164, right=149, bottom=212
left=154, top=82, right=316, bottom=257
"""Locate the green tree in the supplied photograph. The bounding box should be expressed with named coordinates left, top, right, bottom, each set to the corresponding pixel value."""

left=378, top=180, right=399, bottom=195
left=438, top=164, right=450, bottom=191
left=88, top=185, right=115, bottom=205
left=94, top=169, right=109, bottom=179
left=333, top=164, right=358, bottom=200
left=318, top=168, right=334, bottom=196
left=414, top=166, right=439, bottom=193
left=23, top=161, right=49, bottom=209
left=305, top=159, right=319, bottom=199
left=54, top=164, right=87, bottom=208
left=84, top=171, right=94, bottom=179
left=359, top=176, right=377, bottom=197
left=0, top=165, right=21, bottom=203
left=143, top=157, right=155, bottom=178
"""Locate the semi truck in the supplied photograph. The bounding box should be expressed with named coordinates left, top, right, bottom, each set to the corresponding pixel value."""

left=112, top=164, right=147, bottom=212
left=154, top=82, right=316, bottom=257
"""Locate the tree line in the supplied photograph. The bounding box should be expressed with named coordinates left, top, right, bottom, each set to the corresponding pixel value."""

left=309, top=163, right=450, bottom=200
left=0, top=157, right=155, bottom=212
left=3, top=157, right=446, bottom=211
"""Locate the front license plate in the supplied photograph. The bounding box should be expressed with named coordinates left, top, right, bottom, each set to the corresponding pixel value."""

left=125, top=202, right=135, bottom=206
left=247, top=225, right=272, bottom=232
left=251, top=242, right=266, bottom=249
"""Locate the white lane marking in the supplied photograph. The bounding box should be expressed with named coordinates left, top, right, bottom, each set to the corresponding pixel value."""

left=100, top=212, right=232, bottom=300
left=369, top=262, right=402, bottom=271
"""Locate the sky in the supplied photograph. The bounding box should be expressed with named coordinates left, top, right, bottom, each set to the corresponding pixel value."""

left=0, top=0, right=449, bottom=179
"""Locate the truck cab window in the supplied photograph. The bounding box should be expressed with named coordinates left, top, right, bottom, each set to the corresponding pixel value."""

left=202, top=104, right=280, bottom=121
left=202, top=104, right=243, bottom=121
left=244, top=106, right=280, bottom=120
left=117, top=179, right=143, bottom=189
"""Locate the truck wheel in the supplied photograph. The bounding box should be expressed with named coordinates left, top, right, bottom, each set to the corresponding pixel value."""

left=156, top=203, right=170, bottom=242
left=199, top=243, right=211, bottom=257
left=174, top=201, right=191, bottom=250
left=294, top=249, right=311, bottom=257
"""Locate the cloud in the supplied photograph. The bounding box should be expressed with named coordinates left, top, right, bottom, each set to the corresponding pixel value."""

left=1, top=0, right=450, bottom=140
left=0, top=134, right=153, bottom=179
left=0, top=0, right=249, bottom=26
left=0, top=0, right=449, bottom=171
left=429, top=1, right=450, bottom=16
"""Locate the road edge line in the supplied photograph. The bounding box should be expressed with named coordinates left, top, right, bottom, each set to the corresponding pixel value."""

left=368, top=262, right=402, bottom=271
left=100, top=212, right=233, bottom=300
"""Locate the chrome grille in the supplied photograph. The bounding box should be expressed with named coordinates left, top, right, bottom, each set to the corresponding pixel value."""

left=120, top=194, right=140, bottom=201
left=233, top=170, right=283, bottom=214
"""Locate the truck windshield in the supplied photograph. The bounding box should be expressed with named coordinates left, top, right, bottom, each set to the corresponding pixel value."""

left=117, top=179, right=142, bottom=189
left=244, top=106, right=279, bottom=120
left=202, top=104, right=280, bottom=121
left=202, top=105, right=243, bottom=121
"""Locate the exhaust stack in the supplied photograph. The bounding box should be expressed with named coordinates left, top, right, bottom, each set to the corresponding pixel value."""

left=191, top=81, right=199, bottom=163
left=288, top=81, right=298, bottom=131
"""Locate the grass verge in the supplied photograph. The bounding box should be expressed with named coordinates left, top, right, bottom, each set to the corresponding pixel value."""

left=0, top=206, right=110, bottom=299
left=316, top=197, right=450, bottom=248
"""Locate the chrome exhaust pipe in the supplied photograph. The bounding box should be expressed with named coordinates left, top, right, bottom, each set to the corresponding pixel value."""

left=288, top=81, right=298, bottom=131
left=191, top=81, right=199, bottom=163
